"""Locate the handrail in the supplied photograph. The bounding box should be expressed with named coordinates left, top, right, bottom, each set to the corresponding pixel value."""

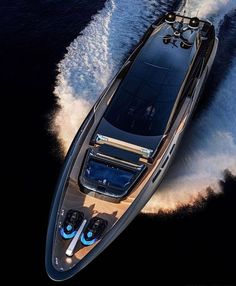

left=95, top=134, right=153, bottom=159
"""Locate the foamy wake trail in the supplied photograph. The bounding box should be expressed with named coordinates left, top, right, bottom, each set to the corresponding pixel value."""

left=53, top=0, right=236, bottom=214
left=143, top=59, right=236, bottom=213
left=143, top=0, right=236, bottom=213
left=53, top=0, right=174, bottom=149
left=184, top=0, right=236, bottom=29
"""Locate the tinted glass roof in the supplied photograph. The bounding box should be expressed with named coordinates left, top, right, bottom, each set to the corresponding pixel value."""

left=105, top=24, right=196, bottom=136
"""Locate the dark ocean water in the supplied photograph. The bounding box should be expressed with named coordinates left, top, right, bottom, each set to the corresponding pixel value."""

left=1, top=0, right=235, bottom=285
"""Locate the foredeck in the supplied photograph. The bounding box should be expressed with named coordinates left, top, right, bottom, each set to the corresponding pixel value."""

left=52, top=177, right=142, bottom=271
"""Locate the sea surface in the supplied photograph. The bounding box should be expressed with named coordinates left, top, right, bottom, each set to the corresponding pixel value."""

left=1, top=0, right=235, bottom=284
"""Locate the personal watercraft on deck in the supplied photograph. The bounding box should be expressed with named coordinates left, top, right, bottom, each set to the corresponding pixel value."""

left=46, top=12, right=218, bottom=281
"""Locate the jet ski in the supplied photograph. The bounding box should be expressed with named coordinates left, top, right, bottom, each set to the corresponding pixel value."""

left=46, top=12, right=218, bottom=280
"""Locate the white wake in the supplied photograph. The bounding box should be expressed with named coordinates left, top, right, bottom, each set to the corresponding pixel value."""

left=143, top=58, right=236, bottom=213
left=52, top=0, right=236, bottom=214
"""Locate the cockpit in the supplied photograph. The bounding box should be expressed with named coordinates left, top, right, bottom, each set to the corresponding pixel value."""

left=79, top=143, right=146, bottom=201
left=83, top=157, right=136, bottom=196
